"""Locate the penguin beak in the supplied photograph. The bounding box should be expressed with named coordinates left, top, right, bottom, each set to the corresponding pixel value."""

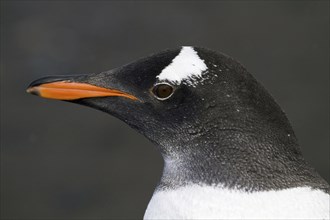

left=26, top=75, right=138, bottom=101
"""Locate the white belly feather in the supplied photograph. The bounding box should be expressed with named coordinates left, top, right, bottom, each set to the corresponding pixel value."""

left=144, top=185, right=330, bottom=219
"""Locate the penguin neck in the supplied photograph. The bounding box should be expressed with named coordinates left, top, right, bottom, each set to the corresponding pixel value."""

left=156, top=118, right=314, bottom=192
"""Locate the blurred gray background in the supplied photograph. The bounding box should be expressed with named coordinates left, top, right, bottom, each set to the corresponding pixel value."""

left=1, top=1, right=329, bottom=219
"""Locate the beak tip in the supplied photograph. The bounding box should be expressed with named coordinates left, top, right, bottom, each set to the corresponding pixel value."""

left=26, top=87, right=40, bottom=96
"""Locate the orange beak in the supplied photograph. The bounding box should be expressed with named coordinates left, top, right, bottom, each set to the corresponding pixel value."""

left=26, top=81, right=138, bottom=101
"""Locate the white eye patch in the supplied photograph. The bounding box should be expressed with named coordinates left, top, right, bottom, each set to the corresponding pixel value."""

left=156, top=46, right=208, bottom=86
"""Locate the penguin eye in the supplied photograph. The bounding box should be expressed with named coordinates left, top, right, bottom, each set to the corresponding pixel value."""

left=152, top=83, right=174, bottom=100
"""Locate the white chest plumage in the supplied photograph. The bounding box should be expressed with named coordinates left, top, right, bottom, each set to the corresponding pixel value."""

left=143, top=185, right=330, bottom=220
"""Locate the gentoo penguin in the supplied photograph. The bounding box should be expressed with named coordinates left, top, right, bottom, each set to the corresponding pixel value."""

left=27, top=46, right=329, bottom=219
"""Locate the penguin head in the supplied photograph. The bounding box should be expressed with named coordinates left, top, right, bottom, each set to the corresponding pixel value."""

left=27, top=46, right=297, bottom=159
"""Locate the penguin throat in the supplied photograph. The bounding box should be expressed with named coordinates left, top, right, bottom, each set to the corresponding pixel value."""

left=155, top=128, right=321, bottom=192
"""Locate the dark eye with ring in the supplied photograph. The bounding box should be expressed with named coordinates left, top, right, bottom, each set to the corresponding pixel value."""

left=152, top=83, right=174, bottom=100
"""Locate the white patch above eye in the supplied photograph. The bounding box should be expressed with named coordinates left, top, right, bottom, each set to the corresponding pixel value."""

left=157, top=46, right=208, bottom=86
